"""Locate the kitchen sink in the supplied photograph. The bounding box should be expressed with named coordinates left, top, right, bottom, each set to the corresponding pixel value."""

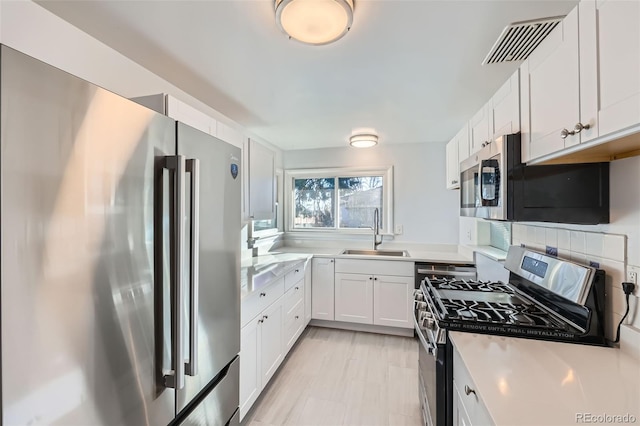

left=341, top=249, right=410, bottom=257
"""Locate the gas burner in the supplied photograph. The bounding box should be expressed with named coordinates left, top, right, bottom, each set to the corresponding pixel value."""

left=428, top=278, right=514, bottom=293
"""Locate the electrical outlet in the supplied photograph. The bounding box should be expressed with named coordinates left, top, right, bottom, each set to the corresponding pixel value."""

left=394, top=224, right=403, bottom=235
left=627, top=271, right=637, bottom=284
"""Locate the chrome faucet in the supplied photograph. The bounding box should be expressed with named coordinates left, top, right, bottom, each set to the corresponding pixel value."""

left=373, top=208, right=383, bottom=250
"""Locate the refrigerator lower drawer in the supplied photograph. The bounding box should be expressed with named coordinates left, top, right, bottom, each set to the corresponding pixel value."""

left=178, top=357, right=239, bottom=426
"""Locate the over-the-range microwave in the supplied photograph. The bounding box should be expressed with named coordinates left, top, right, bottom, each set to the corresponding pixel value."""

left=459, top=133, right=610, bottom=224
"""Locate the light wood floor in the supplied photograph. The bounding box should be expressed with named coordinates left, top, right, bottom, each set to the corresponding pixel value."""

left=243, top=326, right=422, bottom=426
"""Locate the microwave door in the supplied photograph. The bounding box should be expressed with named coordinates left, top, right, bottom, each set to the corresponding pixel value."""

left=479, top=159, right=500, bottom=207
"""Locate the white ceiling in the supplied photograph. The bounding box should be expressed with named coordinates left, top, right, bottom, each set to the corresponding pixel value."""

left=37, top=0, right=578, bottom=151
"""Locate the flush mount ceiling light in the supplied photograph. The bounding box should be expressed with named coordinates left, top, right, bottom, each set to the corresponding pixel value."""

left=274, top=0, right=354, bottom=46
left=349, top=133, right=378, bottom=148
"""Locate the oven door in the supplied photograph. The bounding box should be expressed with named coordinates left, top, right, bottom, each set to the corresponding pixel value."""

left=415, top=316, right=437, bottom=426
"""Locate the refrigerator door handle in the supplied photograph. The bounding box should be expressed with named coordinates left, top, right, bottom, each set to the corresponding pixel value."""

left=163, top=155, right=186, bottom=390
left=185, top=158, right=200, bottom=376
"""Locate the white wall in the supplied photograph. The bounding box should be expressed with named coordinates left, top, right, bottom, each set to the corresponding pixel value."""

left=0, top=0, right=283, bottom=167
left=283, top=142, right=459, bottom=245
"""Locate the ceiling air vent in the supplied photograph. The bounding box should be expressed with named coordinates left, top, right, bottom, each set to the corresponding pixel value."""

left=482, top=16, right=564, bottom=65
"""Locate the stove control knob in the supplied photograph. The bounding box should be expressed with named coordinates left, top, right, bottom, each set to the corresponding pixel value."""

left=423, top=317, right=436, bottom=330
left=415, top=293, right=424, bottom=301
left=416, top=301, right=427, bottom=310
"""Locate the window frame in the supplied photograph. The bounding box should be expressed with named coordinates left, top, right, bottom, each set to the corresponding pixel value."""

left=284, top=166, right=394, bottom=234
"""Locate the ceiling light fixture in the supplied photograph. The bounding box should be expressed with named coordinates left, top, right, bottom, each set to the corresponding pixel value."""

left=274, top=0, right=354, bottom=46
left=349, top=133, right=378, bottom=148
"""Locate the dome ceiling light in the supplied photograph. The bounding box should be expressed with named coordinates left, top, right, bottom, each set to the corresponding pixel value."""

left=274, top=0, right=354, bottom=46
left=349, top=133, right=378, bottom=148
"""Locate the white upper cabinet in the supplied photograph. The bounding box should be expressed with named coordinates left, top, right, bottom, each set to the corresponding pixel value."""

left=521, top=6, right=588, bottom=161
left=469, top=101, right=492, bottom=155
left=585, top=0, right=640, bottom=137
left=446, top=137, right=460, bottom=190
left=216, top=120, right=244, bottom=148
left=247, top=139, right=275, bottom=221
left=491, top=70, right=520, bottom=139
left=165, top=95, right=217, bottom=136
left=446, top=123, right=470, bottom=190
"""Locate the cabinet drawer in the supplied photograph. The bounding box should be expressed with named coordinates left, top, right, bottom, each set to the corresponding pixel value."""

left=283, top=280, right=304, bottom=316
left=284, top=262, right=305, bottom=292
left=453, top=349, right=494, bottom=425
left=284, top=300, right=305, bottom=351
left=241, top=277, right=284, bottom=327
left=334, top=259, right=413, bottom=277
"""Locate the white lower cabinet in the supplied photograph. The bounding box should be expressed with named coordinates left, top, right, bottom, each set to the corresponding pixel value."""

left=240, top=260, right=309, bottom=420
left=335, top=273, right=374, bottom=324
left=239, top=316, right=261, bottom=419
left=373, top=274, right=413, bottom=328
left=239, top=299, right=284, bottom=420
left=453, top=345, right=494, bottom=426
left=332, top=259, right=414, bottom=329
left=311, top=258, right=335, bottom=320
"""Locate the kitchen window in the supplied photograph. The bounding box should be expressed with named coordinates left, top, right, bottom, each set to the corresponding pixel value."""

left=285, top=167, right=393, bottom=233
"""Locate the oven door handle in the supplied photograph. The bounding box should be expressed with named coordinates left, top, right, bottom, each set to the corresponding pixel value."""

left=413, top=315, right=438, bottom=359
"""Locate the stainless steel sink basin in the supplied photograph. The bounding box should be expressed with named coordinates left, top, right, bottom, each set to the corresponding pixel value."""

left=341, top=249, right=410, bottom=257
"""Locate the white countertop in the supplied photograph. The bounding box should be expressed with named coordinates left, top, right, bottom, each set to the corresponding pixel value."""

left=269, top=246, right=474, bottom=264
left=450, top=329, right=640, bottom=425
left=240, top=252, right=311, bottom=299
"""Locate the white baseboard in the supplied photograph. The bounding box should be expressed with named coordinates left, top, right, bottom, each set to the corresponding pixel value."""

left=309, top=319, right=414, bottom=337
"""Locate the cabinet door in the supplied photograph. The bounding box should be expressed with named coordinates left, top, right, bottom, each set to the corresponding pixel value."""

left=248, top=139, right=275, bottom=220
left=525, top=7, right=580, bottom=160
left=311, top=258, right=335, bottom=320
left=457, top=123, right=470, bottom=164
left=446, top=138, right=460, bottom=189
left=304, top=258, right=312, bottom=325
left=491, top=70, right=520, bottom=139
left=239, top=318, right=261, bottom=421
left=260, top=300, right=284, bottom=386
left=453, top=381, right=472, bottom=426
left=595, top=0, right=640, bottom=136
left=216, top=121, right=244, bottom=149
left=373, top=275, right=413, bottom=328
left=165, top=95, right=217, bottom=136
left=334, top=273, right=373, bottom=324
left=469, top=102, right=491, bottom=155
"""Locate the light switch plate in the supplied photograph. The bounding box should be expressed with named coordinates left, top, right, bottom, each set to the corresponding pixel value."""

left=394, top=224, right=403, bottom=235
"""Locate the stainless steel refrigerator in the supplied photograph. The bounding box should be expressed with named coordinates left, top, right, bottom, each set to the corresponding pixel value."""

left=0, top=45, right=241, bottom=425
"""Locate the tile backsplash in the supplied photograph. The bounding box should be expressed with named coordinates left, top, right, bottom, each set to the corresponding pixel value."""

left=512, top=223, right=638, bottom=341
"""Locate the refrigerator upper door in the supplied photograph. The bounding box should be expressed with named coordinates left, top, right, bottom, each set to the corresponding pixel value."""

left=176, top=123, right=241, bottom=413
left=0, top=46, right=176, bottom=425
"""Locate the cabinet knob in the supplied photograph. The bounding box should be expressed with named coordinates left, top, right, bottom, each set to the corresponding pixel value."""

left=330, top=260, right=334, bottom=263
left=369, top=277, right=373, bottom=280
left=263, top=315, right=268, bottom=320
left=374, top=277, right=378, bottom=280
left=295, top=286, right=299, bottom=290
left=295, top=269, right=300, bottom=273
left=560, top=128, right=575, bottom=139
left=295, top=315, right=299, bottom=320
left=574, top=122, right=591, bottom=133
left=259, top=292, right=266, bottom=297
left=464, top=385, right=476, bottom=396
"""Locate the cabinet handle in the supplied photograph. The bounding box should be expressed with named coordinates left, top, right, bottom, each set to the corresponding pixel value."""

left=574, top=122, right=590, bottom=133
left=295, top=315, right=299, bottom=319
left=259, top=292, right=266, bottom=297
left=464, top=385, right=476, bottom=396
left=560, top=128, right=575, bottom=139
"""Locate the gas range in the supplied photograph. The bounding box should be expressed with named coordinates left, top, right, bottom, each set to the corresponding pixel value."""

left=413, top=246, right=608, bottom=426
left=415, top=246, right=607, bottom=346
